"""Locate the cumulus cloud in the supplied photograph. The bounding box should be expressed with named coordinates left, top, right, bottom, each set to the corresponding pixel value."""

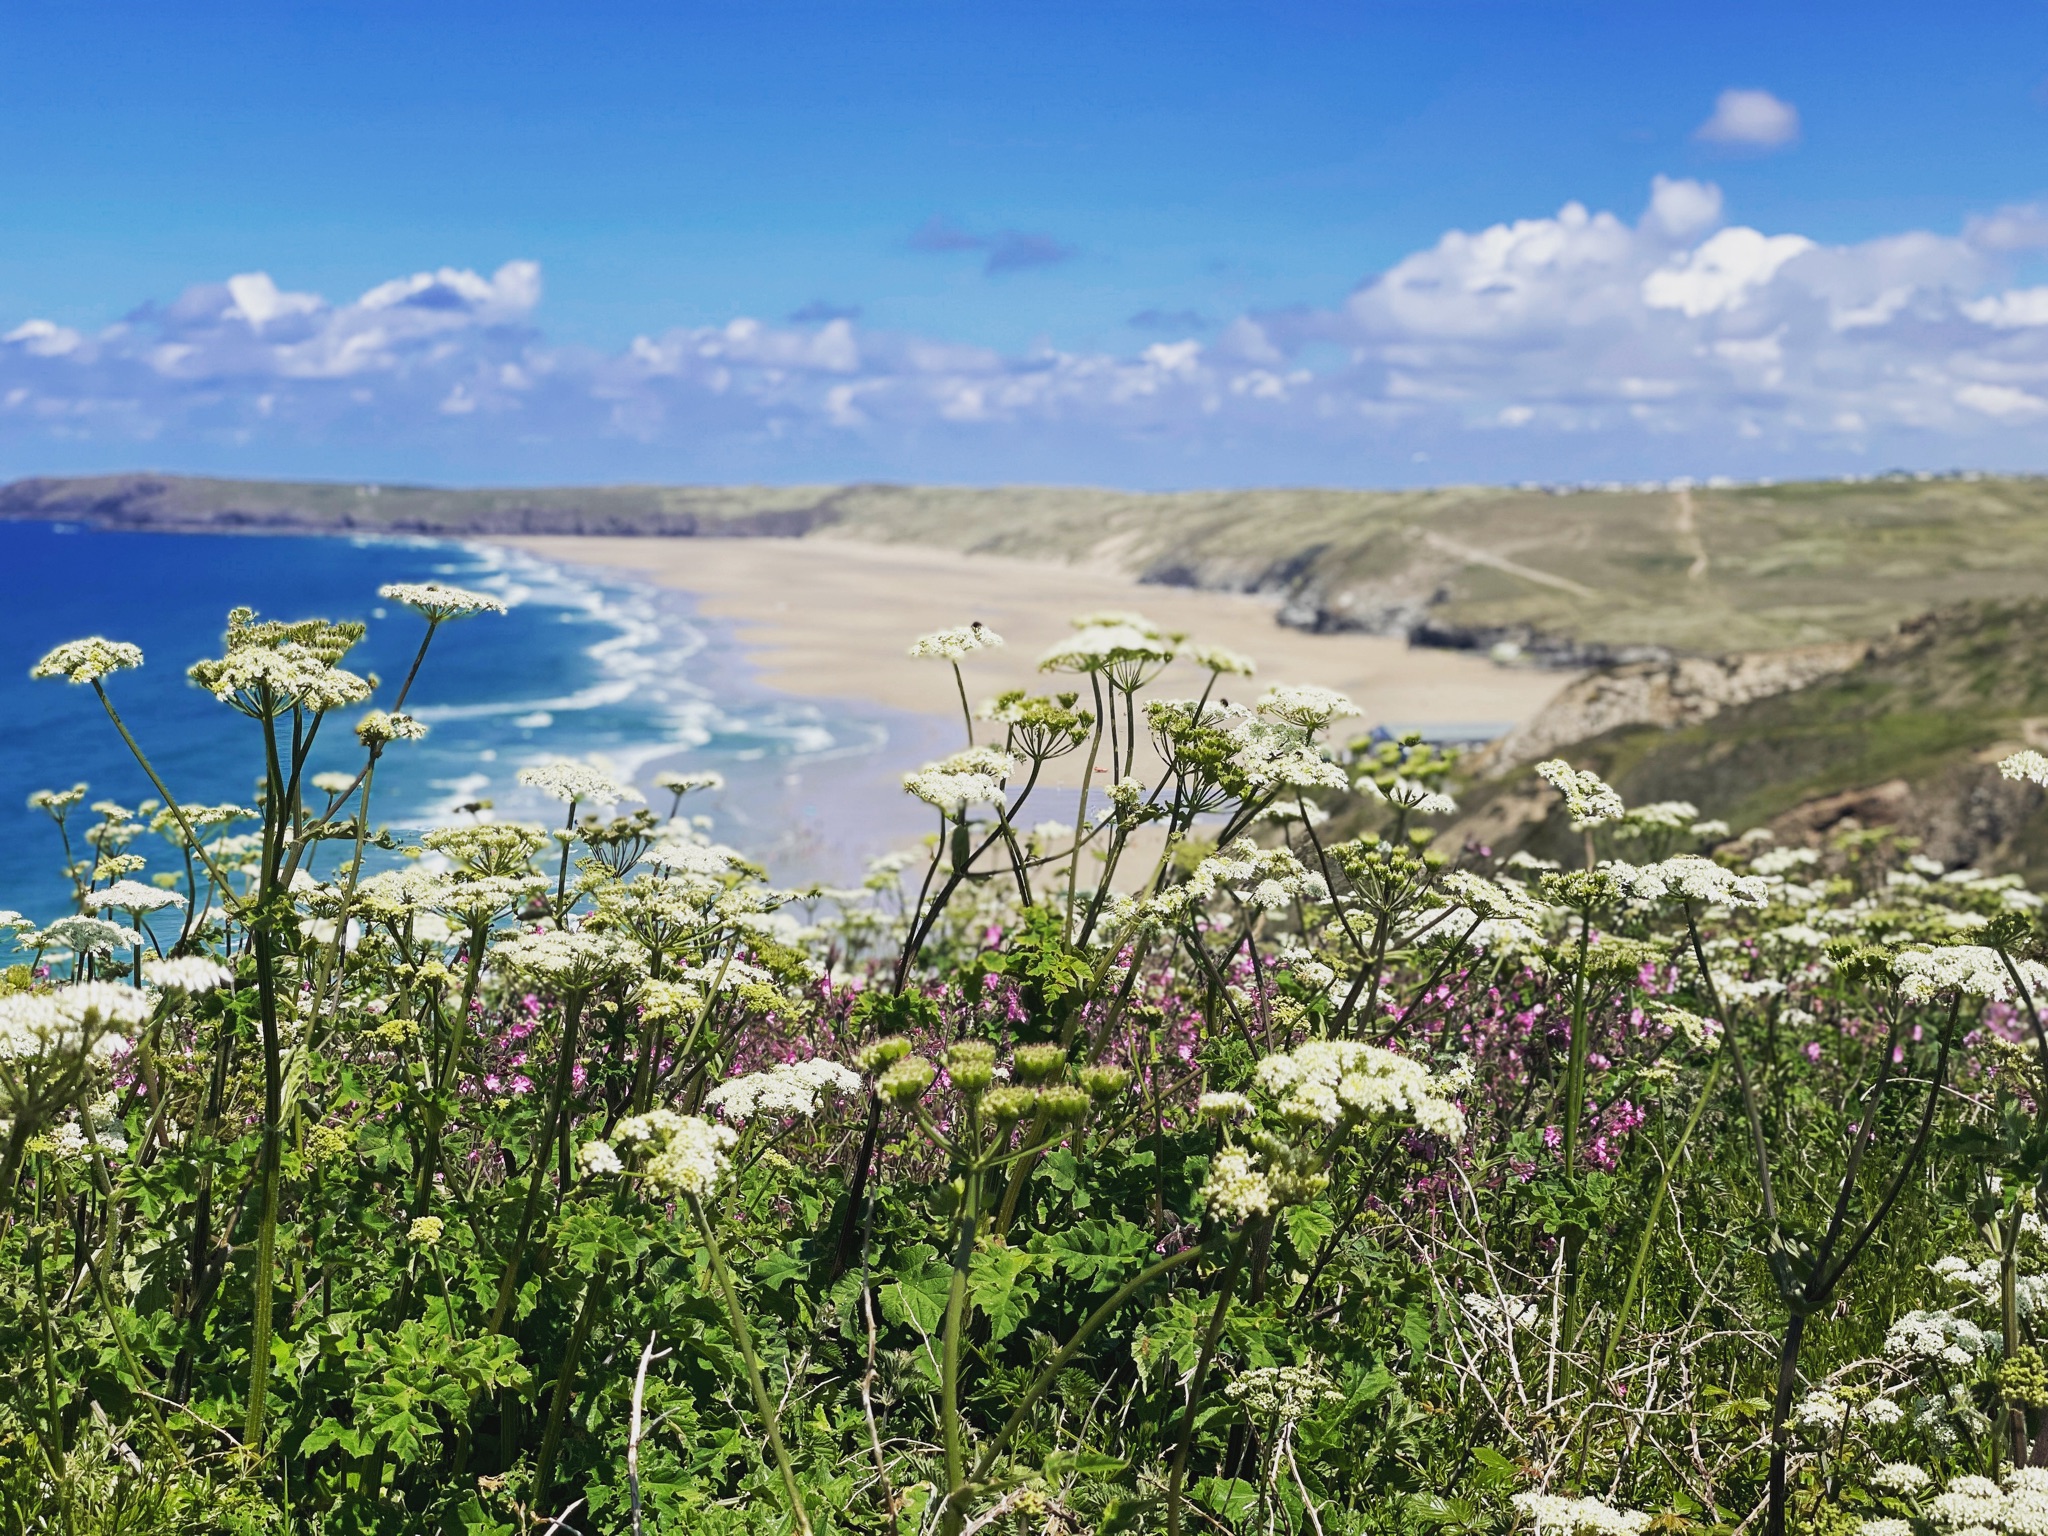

left=12, top=180, right=2048, bottom=483
left=1695, top=88, right=1801, bottom=150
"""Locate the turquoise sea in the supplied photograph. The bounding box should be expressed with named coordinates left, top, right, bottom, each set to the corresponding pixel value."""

left=0, top=521, right=954, bottom=923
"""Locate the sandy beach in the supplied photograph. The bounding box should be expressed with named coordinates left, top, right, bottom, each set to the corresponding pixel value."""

left=505, top=535, right=1576, bottom=743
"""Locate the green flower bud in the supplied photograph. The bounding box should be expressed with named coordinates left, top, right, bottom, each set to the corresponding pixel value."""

left=945, top=1039, right=998, bottom=1095
left=1037, top=1085, right=1091, bottom=1123
left=1012, top=1042, right=1067, bottom=1084
left=879, top=1055, right=937, bottom=1104
left=1079, top=1064, right=1132, bottom=1101
left=858, top=1035, right=914, bottom=1074
left=981, top=1085, right=1039, bottom=1123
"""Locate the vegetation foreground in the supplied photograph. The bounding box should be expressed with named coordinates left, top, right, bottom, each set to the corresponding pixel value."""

left=8, top=584, right=2048, bottom=1536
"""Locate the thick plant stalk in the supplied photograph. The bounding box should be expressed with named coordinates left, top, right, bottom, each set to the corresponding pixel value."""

left=1166, top=1231, right=1250, bottom=1536
left=689, top=1195, right=812, bottom=1536
left=241, top=915, right=286, bottom=1458
left=938, top=1166, right=983, bottom=1536
left=485, top=992, right=587, bottom=1339
left=534, top=1266, right=611, bottom=1504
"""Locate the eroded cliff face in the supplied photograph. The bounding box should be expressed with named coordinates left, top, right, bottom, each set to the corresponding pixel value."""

left=1472, top=643, right=1871, bottom=775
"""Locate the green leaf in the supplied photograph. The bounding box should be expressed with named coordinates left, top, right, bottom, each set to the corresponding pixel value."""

left=969, top=1242, right=1043, bottom=1344
left=1194, top=1477, right=1258, bottom=1522
left=878, top=1245, right=953, bottom=1335
left=1284, top=1204, right=1335, bottom=1263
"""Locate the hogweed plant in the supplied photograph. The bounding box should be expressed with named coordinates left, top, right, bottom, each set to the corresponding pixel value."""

left=15, top=589, right=2048, bottom=1536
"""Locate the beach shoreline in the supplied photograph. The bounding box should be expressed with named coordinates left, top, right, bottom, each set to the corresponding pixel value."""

left=497, top=534, right=1577, bottom=742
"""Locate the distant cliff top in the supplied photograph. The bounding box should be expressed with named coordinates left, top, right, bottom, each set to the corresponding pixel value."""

left=10, top=470, right=2048, bottom=663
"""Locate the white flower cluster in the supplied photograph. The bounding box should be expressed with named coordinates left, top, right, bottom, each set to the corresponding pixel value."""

left=1791, top=1390, right=1849, bottom=1432
left=1932, top=1254, right=2048, bottom=1318
left=1894, top=945, right=2013, bottom=1002
left=1225, top=1364, right=1342, bottom=1421
left=903, top=748, right=1012, bottom=815
left=1188, top=643, right=1255, bottom=677
left=1155, top=839, right=1330, bottom=919
left=1929, top=1474, right=2007, bottom=1533
left=90, top=879, right=187, bottom=916
left=705, top=1058, right=863, bottom=1122
left=151, top=955, right=234, bottom=995
left=1359, top=776, right=1459, bottom=816
left=31, top=915, right=133, bottom=956
left=1873, top=1462, right=1931, bottom=1493
left=1226, top=714, right=1352, bottom=793
left=376, top=581, right=507, bottom=620
left=1884, top=1308, right=1994, bottom=1367
left=2002, top=750, right=2048, bottom=789
left=1253, top=1039, right=1467, bottom=1141
left=1202, top=1148, right=1274, bottom=1223
left=1610, top=855, right=1769, bottom=909
left=1535, top=760, right=1626, bottom=830
left=577, top=1139, right=624, bottom=1177
left=612, top=1109, right=737, bottom=1199
left=492, top=929, right=641, bottom=990
left=189, top=645, right=373, bottom=714
left=908, top=622, right=1004, bottom=660
left=655, top=769, right=726, bottom=795
left=1257, top=684, right=1357, bottom=732
left=1461, top=1291, right=1540, bottom=1332
left=517, top=759, right=643, bottom=806
left=1039, top=618, right=1175, bottom=673
left=30, top=637, right=145, bottom=685
left=0, top=982, right=152, bottom=1064
left=1510, top=1491, right=1653, bottom=1536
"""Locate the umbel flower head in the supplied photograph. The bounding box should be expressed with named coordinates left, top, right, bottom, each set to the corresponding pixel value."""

left=187, top=610, right=373, bottom=719
left=91, top=880, right=186, bottom=917
left=908, top=622, right=1004, bottom=660
left=377, top=581, right=508, bottom=622
left=612, top=1109, right=737, bottom=1199
left=706, top=1058, right=863, bottom=1122
left=355, top=710, right=429, bottom=747
left=518, top=758, right=643, bottom=807
left=1536, top=759, right=1625, bottom=830
left=0, top=982, right=152, bottom=1068
left=492, top=929, right=642, bottom=992
left=31, top=637, right=144, bottom=686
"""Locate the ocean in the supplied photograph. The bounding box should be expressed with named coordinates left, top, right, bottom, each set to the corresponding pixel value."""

left=0, top=521, right=955, bottom=923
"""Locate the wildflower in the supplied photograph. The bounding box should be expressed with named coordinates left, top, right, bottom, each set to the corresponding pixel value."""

left=517, top=759, right=642, bottom=807
left=2002, top=750, right=2048, bottom=788
left=1894, top=945, right=2012, bottom=1002
left=407, top=1216, right=445, bottom=1246
left=306, top=1123, right=353, bottom=1165
left=91, top=880, right=186, bottom=916
left=655, top=769, right=725, bottom=794
left=577, top=1140, right=624, bottom=1177
left=151, top=956, right=234, bottom=994
left=1859, top=1523, right=1914, bottom=1536
left=31, top=637, right=144, bottom=685
left=620, top=1113, right=736, bottom=1199
left=1873, top=1463, right=1930, bottom=1493
left=1254, top=1039, right=1466, bottom=1141
left=355, top=710, right=429, bottom=746
left=1039, top=620, right=1175, bottom=675
left=1196, top=1089, right=1245, bottom=1122
left=1226, top=1364, right=1341, bottom=1421
left=1189, top=643, right=1255, bottom=677
left=1614, top=855, right=1769, bottom=909
left=31, top=915, right=133, bottom=956
left=1203, top=1149, right=1274, bottom=1223
left=908, top=622, right=1004, bottom=660
left=706, top=1058, right=863, bottom=1122
left=377, top=581, right=508, bottom=621
left=903, top=768, right=1005, bottom=815
left=492, top=929, right=641, bottom=991
left=857, top=1036, right=913, bottom=1074
left=1885, top=1308, right=1993, bottom=1366
left=1509, top=1491, right=1652, bottom=1536
left=1359, top=775, right=1460, bottom=816
left=1535, top=760, right=1625, bottom=830
left=1928, top=1477, right=2004, bottom=1532
left=1859, top=1397, right=1905, bottom=1425
left=878, top=1055, right=938, bottom=1104
left=1791, top=1390, right=1849, bottom=1432
left=1258, top=684, right=1357, bottom=732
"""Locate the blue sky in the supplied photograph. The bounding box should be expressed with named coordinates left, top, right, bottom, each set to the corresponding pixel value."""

left=5, top=1, right=2048, bottom=487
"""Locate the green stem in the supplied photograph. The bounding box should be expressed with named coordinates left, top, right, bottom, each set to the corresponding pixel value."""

left=939, top=1165, right=983, bottom=1534
left=1166, top=1229, right=1249, bottom=1536
left=534, top=1265, right=610, bottom=1505
left=485, top=992, right=587, bottom=1339
left=689, top=1195, right=812, bottom=1536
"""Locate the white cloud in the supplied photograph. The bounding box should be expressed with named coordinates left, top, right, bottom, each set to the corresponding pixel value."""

left=10, top=182, right=2048, bottom=484
left=1694, top=88, right=1801, bottom=150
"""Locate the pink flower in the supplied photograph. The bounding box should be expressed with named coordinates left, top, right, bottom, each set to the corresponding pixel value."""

left=1804, top=1041, right=1823, bottom=1064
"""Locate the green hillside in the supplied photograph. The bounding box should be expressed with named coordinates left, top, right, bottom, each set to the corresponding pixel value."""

left=1453, top=600, right=2048, bottom=874
left=11, top=470, right=2048, bottom=661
